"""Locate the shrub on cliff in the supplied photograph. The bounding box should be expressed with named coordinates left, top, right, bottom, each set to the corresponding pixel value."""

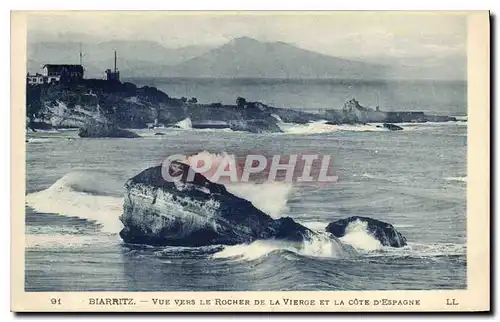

left=236, top=97, right=247, bottom=108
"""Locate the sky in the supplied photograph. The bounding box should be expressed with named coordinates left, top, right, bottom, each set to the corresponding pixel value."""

left=27, top=11, right=467, bottom=59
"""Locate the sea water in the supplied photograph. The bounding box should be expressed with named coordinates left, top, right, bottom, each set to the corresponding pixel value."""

left=25, top=79, right=467, bottom=291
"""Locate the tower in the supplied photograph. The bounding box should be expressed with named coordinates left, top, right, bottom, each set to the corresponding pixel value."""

left=79, top=43, right=85, bottom=65
left=105, top=49, right=120, bottom=82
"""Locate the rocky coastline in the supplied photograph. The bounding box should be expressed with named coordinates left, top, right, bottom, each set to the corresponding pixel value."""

left=26, top=79, right=458, bottom=136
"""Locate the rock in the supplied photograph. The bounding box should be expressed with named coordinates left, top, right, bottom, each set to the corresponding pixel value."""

left=383, top=123, right=403, bottom=131
left=78, top=120, right=140, bottom=138
left=325, top=216, right=407, bottom=247
left=27, top=121, right=55, bottom=132
left=423, top=115, right=457, bottom=122
left=228, top=119, right=283, bottom=133
left=119, top=161, right=313, bottom=246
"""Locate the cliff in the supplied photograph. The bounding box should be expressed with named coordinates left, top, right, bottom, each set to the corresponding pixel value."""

left=26, top=80, right=302, bottom=134
left=26, top=79, right=186, bottom=130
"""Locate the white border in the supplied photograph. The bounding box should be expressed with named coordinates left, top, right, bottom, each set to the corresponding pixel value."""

left=2, top=1, right=496, bottom=321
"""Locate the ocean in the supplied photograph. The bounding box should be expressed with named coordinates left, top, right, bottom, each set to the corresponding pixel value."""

left=128, top=78, right=467, bottom=116
left=25, top=79, right=467, bottom=291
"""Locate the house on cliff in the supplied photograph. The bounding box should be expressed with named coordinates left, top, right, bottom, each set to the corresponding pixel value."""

left=27, top=64, right=84, bottom=85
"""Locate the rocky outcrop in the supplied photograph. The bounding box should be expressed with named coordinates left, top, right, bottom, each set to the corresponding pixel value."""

left=423, top=115, right=457, bottom=122
left=326, top=216, right=407, bottom=247
left=119, top=161, right=313, bottom=246
left=78, top=119, right=140, bottom=138
left=382, top=123, right=403, bottom=131
left=229, top=119, right=283, bottom=133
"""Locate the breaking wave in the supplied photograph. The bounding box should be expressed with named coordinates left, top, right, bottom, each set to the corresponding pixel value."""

left=25, top=172, right=124, bottom=233
left=176, top=117, right=192, bottom=129
left=213, top=231, right=355, bottom=261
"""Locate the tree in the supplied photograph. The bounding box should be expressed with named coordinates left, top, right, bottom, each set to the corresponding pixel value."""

left=188, top=97, right=198, bottom=104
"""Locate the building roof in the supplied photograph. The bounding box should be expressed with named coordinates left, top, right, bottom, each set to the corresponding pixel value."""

left=43, top=64, right=84, bottom=72
left=43, top=64, right=83, bottom=68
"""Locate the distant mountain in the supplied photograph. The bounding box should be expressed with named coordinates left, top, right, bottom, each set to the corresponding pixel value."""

left=166, top=37, right=388, bottom=79
left=27, top=36, right=465, bottom=80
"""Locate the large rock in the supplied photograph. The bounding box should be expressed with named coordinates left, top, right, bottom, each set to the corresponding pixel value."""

left=119, top=161, right=312, bottom=246
left=325, top=216, right=407, bottom=247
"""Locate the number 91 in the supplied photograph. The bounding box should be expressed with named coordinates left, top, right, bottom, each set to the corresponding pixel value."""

left=50, top=298, right=61, bottom=305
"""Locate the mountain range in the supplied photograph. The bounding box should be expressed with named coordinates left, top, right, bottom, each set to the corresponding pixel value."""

left=27, top=36, right=465, bottom=80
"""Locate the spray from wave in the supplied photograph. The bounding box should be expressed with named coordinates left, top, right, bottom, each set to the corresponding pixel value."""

left=224, top=182, right=292, bottom=219
left=176, top=117, right=193, bottom=130
left=182, top=151, right=293, bottom=219
left=338, top=219, right=383, bottom=251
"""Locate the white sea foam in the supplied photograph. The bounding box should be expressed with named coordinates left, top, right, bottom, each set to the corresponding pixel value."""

left=444, top=176, right=467, bottom=183
left=392, top=224, right=415, bottom=228
left=453, top=116, right=468, bottom=122
left=212, top=240, right=295, bottom=261
left=364, top=242, right=466, bottom=258
left=30, top=129, right=60, bottom=133
left=26, top=137, right=52, bottom=143
left=339, top=219, right=383, bottom=251
left=176, top=117, right=193, bottom=130
left=26, top=172, right=124, bottom=233
left=25, top=234, right=120, bottom=249
left=358, top=173, right=400, bottom=183
left=300, top=221, right=330, bottom=231
left=277, top=120, right=389, bottom=135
